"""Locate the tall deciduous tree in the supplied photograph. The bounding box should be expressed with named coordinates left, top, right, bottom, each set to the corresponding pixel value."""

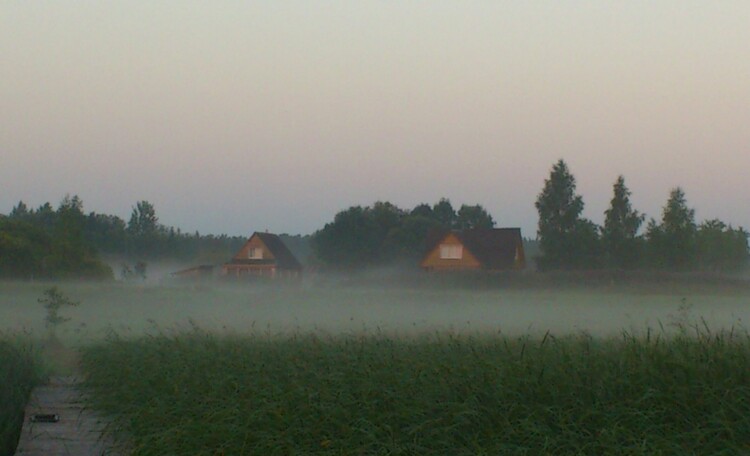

left=410, top=203, right=433, bottom=219
left=432, top=198, right=457, bottom=228
left=602, top=176, right=644, bottom=268
left=535, top=160, right=599, bottom=269
left=52, top=195, right=88, bottom=271
left=383, top=215, right=442, bottom=261
left=127, top=200, right=163, bottom=258
left=9, top=201, right=30, bottom=218
left=456, top=204, right=495, bottom=230
left=35, top=203, right=56, bottom=231
left=368, top=201, right=404, bottom=240
left=85, top=213, right=127, bottom=254
left=646, top=187, right=697, bottom=270
left=127, top=200, right=159, bottom=237
left=311, top=206, right=381, bottom=268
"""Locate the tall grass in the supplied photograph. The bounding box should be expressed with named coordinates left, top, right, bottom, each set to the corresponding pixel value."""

left=0, top=338, right=43, bottom=456
left=82, top=328, right=750, bottom=455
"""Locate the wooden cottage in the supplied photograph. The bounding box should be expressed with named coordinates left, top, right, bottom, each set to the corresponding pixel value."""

left=222, top=232, right=302, bottom=279
left=420, top=228, right=526, bottom=271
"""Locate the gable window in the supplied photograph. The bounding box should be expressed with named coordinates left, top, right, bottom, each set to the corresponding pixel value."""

left=439, top=244, right=462, bottom=260
left=248, top=247, right=263, bottom=259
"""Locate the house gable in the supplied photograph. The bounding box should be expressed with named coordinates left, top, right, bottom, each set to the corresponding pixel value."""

left=232, top=234, right=276, bottom=261
left=420, top=233, right=482, bottom=270
left=421, top=228, right=526, bottom=271
left=223, top=232, right=302, bottom=280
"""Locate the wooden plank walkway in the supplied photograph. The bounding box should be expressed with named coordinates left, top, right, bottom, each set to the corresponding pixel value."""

left=15, top=376, right=124, bottom=456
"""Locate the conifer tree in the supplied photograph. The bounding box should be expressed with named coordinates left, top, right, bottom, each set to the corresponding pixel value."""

left=646, top=187, right=697, bottom=269
left=535, top=160, right=600, bottom=269
left=602, top=176, right=644, bottom=268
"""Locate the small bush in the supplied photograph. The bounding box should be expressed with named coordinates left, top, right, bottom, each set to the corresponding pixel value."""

left=38, top=287, right=79, bottom=339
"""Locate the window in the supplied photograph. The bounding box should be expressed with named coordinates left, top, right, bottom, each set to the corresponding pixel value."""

left=248, top=247, right=263, bottom=259
left=439, top=244, right=462, bottom=260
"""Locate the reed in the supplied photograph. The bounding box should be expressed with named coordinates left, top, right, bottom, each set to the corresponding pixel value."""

left=81, top=325, right=750, bottom=455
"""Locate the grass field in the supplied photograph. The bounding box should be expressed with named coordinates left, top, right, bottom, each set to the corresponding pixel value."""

left=0, top=337, right=43, bottom=456
left=3, top=278, right=749, bottom=454
left=81, top=328, right=750, bottom=455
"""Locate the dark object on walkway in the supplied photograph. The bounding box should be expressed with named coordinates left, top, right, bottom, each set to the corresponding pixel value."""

left=29, top=414, right=59, bottom=423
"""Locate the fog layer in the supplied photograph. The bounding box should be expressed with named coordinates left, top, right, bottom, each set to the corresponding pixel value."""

left=1, top=282, right=747, bottom=342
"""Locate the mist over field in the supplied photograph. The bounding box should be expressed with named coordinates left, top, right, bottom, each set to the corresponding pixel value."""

left=3, top=277, right=749, bottom=343
left=4, top=3, right=750, bottom=452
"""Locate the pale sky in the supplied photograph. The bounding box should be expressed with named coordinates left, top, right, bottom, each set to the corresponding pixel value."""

left=2, top=2, right=749, bottom=237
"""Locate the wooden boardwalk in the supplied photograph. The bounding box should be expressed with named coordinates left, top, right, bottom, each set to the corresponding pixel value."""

left=15, top=376, right=123, bottom=456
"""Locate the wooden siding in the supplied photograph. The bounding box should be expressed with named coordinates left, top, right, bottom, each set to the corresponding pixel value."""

left=232, top=234, right=276, bottom=261
left=222, top=263, right=277, bottom=278
left=222, top=264, right=302, bottom=280
left=420, top=233, right=482, bottom=271
left=222, top=232, right=302, bottom=280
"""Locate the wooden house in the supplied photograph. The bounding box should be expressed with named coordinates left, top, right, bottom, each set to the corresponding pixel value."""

left=222, top=232, right=302, bottom=279
left=420, top=228, right=526, bottom=271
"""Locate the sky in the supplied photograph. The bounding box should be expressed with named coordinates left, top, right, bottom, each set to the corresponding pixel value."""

left=2, top=2, right=749, bottom=237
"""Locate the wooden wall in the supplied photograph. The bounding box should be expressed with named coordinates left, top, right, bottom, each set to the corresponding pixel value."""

left=420, top=233, right=481, bottom=271
left=232, top=234, right=277, bottom=261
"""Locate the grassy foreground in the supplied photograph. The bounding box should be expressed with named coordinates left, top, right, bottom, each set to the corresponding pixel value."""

left=0, top=338, right=43, bottom=456
left=82, top=329, right=750, bottom=455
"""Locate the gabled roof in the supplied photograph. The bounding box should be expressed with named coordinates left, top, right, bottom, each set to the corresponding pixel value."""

left=423, top=228, right=524, bottom=270
left=228, top=232, right=303, bottom=270
left=255, top=232, right=303, bottom=270
left=458, top=228, right=523, bottom=269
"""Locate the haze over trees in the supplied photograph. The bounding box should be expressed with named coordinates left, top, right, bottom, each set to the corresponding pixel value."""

left=535, top=160, right=749, bottom=272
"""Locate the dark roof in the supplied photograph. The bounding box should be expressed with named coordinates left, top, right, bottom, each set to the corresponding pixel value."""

left=425, top=228, right=524, bottom=270
left=227, top=232, right=302, bottom=270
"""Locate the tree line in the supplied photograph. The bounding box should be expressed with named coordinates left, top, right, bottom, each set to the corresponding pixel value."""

left=1, top=195, right=494, bottom=277
left=311, top=160, right=748, bottom=272
left=0, top=197, right=249, bottom=279
left=0, top=196, right=113, bottom=279
left=535, top=160, right=748, bottom=272
left=310, top=200, right=495, bottom=268
left=3, top=160, right=747, bottom=278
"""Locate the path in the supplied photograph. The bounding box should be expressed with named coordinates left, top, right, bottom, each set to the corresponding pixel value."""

left=14, top=376, right=123, bottom=456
